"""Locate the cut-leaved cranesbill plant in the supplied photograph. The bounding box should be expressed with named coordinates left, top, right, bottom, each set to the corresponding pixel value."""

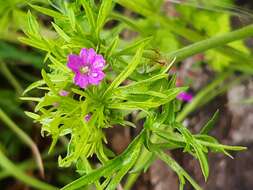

left=20, top=1, right=252, bottom=190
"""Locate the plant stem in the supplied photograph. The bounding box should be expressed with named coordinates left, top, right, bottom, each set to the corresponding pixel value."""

left=123, top=23, right=253, bottom=190
left=124, top=150, right=153, bottom=190
left=0, top=147, right=58, bottom=190
left=0, top=42, right=43, bottom=68
left=116, top=0, right=253, bottom=73
left=0, top=108, right=44, bottom=178
left=0, top=32, right=21, bottom=44
left=123, top=23, right=253, bottom=189
left=176, top=72, right=230, bottom=122
left=165, top=24, right=253, bottom=62
left=176, top=73, right=248, bottom=122
left=0, top=146, right=66, bottom=180
left=0, top=161, right=55, bottom=180
left=156, top=150, right=202, bottom=190
left=0, top=61, right=23, bottom=95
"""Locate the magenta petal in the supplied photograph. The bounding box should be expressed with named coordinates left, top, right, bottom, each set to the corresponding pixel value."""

left=87, top=48, right=96, bottom=63
left=69, top=48, right=106, bottom=88
left=59, top=90, right=69, bottom=97
left=80, top=48, right=96, bottom=64
left=80, top=48, right=88, bottom=63
left=84, top=114, right=91, bottom=122
left=67, top=54, right=83, bottom=72
left=74, top=73, right=89, bottom=88
left=88, top=70, right=105, bottom=85
left=177, top=92, right=193, bottom=102
left=92, top=55, right=106, bottom=69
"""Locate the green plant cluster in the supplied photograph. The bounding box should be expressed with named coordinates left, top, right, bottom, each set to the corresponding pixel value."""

left=17, top=1, right=251, bottom=190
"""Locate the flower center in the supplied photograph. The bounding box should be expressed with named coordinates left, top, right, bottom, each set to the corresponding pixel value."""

left=80, top=66, right=89, bottom=74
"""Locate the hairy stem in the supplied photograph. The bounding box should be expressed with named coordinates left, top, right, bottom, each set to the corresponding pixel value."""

left=165, top=24, right=253, bottom=62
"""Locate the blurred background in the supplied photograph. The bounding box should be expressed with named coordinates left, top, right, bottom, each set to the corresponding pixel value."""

left=0, top=0, right=253, bottom=189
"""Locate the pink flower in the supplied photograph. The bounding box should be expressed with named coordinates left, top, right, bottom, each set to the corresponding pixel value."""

left=177, top=92, right=193, bottom=102
left=84, top=114, right=91, bottom=122
left=52, top=102, right=59, bottom=107
left=59, top=90, right=69, bottom=96
left=67, top=48, right=106, bottom=88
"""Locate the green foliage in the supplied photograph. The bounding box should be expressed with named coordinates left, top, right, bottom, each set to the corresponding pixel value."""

left=176, top=2, right=250, bottom=71
left=116, top=0, right=253, bottom=73
left=17, top=0, right=250, bottom=190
